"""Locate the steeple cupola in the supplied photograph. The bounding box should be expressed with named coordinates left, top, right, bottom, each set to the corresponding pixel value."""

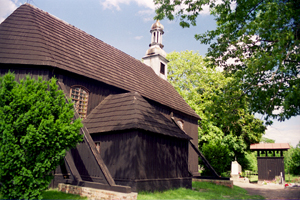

left=143, top=20, right=169, bottom=81
left=150, top=20, right=164, bottom=49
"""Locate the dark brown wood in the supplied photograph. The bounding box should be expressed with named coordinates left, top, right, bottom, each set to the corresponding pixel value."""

left=58, top=81, right=116, bottom=186
left=171, top=117, right=220, bottom=178
left=82, top=126, right=116, bottom=186
left=147, top=98, right=200, bottom=175
left=64, top=151, right=83, bottom=183
left=257, top=157, right=285, bottom=181
left=91, top=129, right=191, bottom=192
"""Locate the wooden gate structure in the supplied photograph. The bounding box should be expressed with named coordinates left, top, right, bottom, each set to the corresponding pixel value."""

left=250, top=143, right=290, bottom=182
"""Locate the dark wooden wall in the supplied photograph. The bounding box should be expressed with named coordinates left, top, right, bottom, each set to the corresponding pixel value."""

left=92, top=130, right=189, bottom=180
left=136, top=130, right=189, bottom=179
left=92, top=129, right=191, bottom=191
left=0, top=64, right=51, bottom=81
left=257, top=157, right=285, bottom=181
left=146, top=98, right=199, bottom=175
left=173, top=112, right=199, bottom=175
left=92, top=131, right=138, bottom=180
left=69, top=140, right=108, bottom=183
left=55, top=68, right=126, bottom=116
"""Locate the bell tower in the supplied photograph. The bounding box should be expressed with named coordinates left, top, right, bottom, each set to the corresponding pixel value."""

left=142, top=20, right=169, bottom=81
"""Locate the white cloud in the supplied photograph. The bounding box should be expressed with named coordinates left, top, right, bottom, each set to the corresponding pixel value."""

left=200, top=4, right=210, bottom=15
left=142, top=17, right=153, bottom=22
left=264, top=116, right=300, bottom=147
left=0, top=0, right=17, bottom=23
left=100, top=0, right=155, bottom=11
left=134, top=36, right=143, bottom=40
left=100, top=0, right=155, bottom=22
left=137, top=9, right=154, bottom=16
left=136, top=9, right=155, bottom=22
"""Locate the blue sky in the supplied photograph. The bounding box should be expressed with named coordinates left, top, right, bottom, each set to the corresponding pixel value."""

left=1, top=0, right=299, bottom=147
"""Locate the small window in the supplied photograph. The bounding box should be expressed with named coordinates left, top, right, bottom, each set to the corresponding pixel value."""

left=160, top=63, right=165, bottom=74
left=70, top=86, right=89, bottom=119
left=95, top=142, right=100, bottom=153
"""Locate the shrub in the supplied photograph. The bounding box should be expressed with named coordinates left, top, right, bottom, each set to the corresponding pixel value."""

left=201, top=139, right=231, bottom=175
left=0, top=72, right=83, bottom=199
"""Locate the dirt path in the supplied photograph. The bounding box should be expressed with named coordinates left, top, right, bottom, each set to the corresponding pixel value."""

left=234, top=182, right=300, bottom=199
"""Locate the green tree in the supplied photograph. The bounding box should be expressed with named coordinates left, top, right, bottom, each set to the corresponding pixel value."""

left=155, top=0, right=300, bottom=124
left=260, top=137, right=275, bottom=143
left=201, top=139, right=231, bottom=175
left=285, top=141, right=300, bottom=175
left=0, top=72, right=83, bottom=199
left=167, top=50, right=265, bottom=173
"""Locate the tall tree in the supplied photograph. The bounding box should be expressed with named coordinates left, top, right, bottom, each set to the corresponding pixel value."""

left=285, top=141, right=300, bottom=175
left=167, top=51, right=265, bottom=172
left=0, top=72, right=83, bottom=200
left=155, top=0, right=300, bottom=124
left=260, top=137, right=275, bottom=143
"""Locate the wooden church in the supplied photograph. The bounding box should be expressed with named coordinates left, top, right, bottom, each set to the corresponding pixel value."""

left=0, top=4, right=202, bottom=192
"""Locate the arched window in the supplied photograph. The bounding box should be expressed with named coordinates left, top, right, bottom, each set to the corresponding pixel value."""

left=70, top=86, right=89, bottom=119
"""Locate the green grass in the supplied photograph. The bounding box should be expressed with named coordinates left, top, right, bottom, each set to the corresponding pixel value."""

left=247, top=174, right=300, bottom=183
left=41, top=189, right=87, bottom=199
left=138, top=181, right=265, bottom=199
left=248, top=175, right=258, bottom=182
left=0, top=189, right=87, bottom=200
left=285, top=174, right=300, bottom=183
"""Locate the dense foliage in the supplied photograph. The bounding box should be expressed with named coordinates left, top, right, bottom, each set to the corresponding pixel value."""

left=167, top=51, right=265, bottom=174
left=0, top=72, right=83, bottom=199
left=155, top=0, right=300, bottom=124
left=285, top=141, right=300, bottom=175
left=260, top=137, right=275, bottom=143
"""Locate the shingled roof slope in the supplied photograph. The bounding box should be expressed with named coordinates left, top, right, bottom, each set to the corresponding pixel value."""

left=250, top=143, right=290, bottom=150
left=0, top=4, right=200, bottom=119
left=83, top=92, right=191, bottom=140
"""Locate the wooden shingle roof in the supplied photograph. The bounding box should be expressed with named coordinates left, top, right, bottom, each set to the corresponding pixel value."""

left=250, top=143, right=290, bottom=150
left=83, top=92, right=191, bottom=140
left=0, top=4, right=200, bottom=120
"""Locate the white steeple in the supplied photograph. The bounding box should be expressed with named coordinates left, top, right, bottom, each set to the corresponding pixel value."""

left=142, top=20, right=169, bottom=81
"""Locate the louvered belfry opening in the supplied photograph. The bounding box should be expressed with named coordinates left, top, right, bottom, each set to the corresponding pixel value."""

left=70, top=86, right=89, bottom=119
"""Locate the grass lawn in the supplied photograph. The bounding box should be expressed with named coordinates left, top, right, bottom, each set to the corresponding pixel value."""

left=246, top=174, right=300, bottom=183
left=0, top=181, right=266, bottom=200
left=0, top=189, right=87, bottom=200
left=285, top=174, right=300, bottom=183
left=248, top=175, right=258, bottom=182
left=138, top=181, right=265, bottom=199
left=41, top=189, right=87, bottom=199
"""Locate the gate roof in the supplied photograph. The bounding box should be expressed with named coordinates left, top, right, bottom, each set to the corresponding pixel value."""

left=250, top=143, right=290, bottom=150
